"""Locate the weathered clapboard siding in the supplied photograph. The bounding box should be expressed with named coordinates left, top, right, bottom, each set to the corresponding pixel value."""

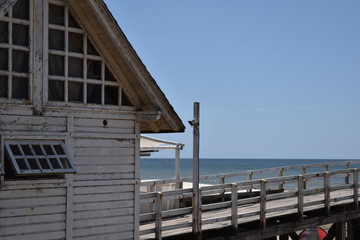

left=0, top=183, right=67, bottom=240
left=0, top=114, right=67, bottom=132
left=72, top=183, right=135, bottom=239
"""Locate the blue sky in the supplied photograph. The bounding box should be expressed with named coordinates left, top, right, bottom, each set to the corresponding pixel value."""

left=104, top=1, right=360, bottom=159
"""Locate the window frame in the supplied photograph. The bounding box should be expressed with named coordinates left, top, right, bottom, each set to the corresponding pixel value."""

left=0, top=0, right=34, bottom=104
left=45, top=0, right=133, bottom=109
left=4, top=140, right=77, bottom=176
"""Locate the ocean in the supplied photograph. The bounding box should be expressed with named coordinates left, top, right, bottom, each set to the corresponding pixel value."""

left=140, top=158, right=360, bottom=184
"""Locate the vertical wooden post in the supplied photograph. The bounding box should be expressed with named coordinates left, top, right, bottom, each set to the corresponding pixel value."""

left=345, top=162, right=350, bottom=184
left=324, top=172, right=330, bottom=216
left=297, top=175, right=304, bottom=222
left=155, top=192, right=163, bottom=240
left=260, top=179, right=267, bottom=229
left=279, top=168, right=284, bottom=190
left=175, top=146, right=180, bottom=181
left=231, top=183, right=238, bottom=229
left=347, top=218, right=360, bottom=240
left=302, top=166, right=307, bottom=189
left=191, top=102, right=201, bottom=235
left=335, top=222, right=345, bottom=240
left=247, top=171, right=253, bottom=195
left=353, top=169, right=358, bottom=210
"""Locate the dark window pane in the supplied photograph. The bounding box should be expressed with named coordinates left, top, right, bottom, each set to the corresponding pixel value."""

left=43, top=145, right=54, bottom=155
left=0, top=48, right=8, bottom=71
left=49, top=158, right=61, bottom=169
left=10, top=145, right=21, bottom=156
left=49, top=29, right=64, bottom=50
left=68, top=57, right=83, bottom=78
left=54, top=145, right=65, bottom=155
left=0, top=22, right=9, bottom=43
left=122, top=90, right=133, bottom=106
left=12, top=50, right=28, bottom=73
left=49, top=4, right=64, bottom=25
left=28, top=158, right=40, bottom=169
left=48, top=80, right=64, bottom=101
left=87, top=84, right=101, bottom=104
left=68, top=81, right=83, bottom=102
left=68, top=11, right=80, bottom=28
left=16, top=158, right=28, bottom=170
left=39, top=158, right=50, bottom=169
left=69, top=32, right=83, bottom=53
left=87, top=60, right=101, bottom=80
left=33, top=145, right=43, bottom=155
left=60, top=158, right=70, bottom=168
left=0, top=75, right=8, bottom=98
left=49, top=54, right=64, bottom=76
left=105, top=86, right=118, bottom=105
left=87, top=40, right=99, bottom=56
left=105, top=66, right=116, bottom=82
left=12, top=77, right=28, bottom=99
left=12, top=23, right=29, bottom=46
left=13, top=0, right=29, bottom=20
left=21, top=144, right=32, bottom=155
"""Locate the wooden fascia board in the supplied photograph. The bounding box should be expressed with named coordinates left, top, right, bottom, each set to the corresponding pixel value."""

left=0, top=0, right=17, bottom=17
left=86, top=0, right=185, bottom=132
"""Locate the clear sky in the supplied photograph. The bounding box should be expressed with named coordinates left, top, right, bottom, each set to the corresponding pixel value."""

left=104, top=1, right=360, bottom=159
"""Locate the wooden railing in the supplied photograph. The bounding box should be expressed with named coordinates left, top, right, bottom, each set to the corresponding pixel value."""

left=140, top=160, right=360, bottom=189
left=139, top=161, right=360, bottom=239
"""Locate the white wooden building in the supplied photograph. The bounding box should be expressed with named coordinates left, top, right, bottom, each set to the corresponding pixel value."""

left=0, top=0, right=185, bottom=239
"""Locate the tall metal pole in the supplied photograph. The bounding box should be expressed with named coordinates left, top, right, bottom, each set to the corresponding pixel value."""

left=191, top=102, right=201, bottom=235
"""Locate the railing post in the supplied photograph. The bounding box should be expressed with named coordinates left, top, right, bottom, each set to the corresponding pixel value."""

left=155, top=192, right=163, bottom=240
left=191, top=102, right=201, bottom=236
left=302, top=166, right=307, bottom=189
left=279, top=168, right=284, bottom=190
left=260, top=179, right=267, bottom=229
left=247, top=171, right=253, bottom=195
left=297, top=175, right=304, bottom=222
left=231, top=183, right=238, bottom=230
left=345, top=162, right=350, bottom=184
left=324, top=172, right=330, bottom=216
left=353, top=169, right=358, bottom=210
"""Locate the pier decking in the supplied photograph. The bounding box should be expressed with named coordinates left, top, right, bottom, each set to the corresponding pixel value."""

left=140, top=161, right=360, bottom=239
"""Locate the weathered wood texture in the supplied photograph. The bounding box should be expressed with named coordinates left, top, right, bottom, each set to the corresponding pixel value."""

left=140, top=167, right=360, bottom=240
left=0, top=107, right=138, bottom=240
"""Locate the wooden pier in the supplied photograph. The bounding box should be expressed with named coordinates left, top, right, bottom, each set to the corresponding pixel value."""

left=139, top=161, right=360, bottom=240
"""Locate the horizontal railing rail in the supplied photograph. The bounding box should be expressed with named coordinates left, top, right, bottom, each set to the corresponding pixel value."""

left=139, top=166, right=360, bottom=239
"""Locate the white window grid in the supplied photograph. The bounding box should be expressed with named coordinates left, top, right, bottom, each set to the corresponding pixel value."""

left=5, top=140, right=76, bottom=175
left=47, top=0, right=128, bottom=107
left=0, top=0, right=33, bottom=102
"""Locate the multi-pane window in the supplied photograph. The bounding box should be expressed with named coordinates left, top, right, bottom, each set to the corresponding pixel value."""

left=4, top=141, right=76, bottom=176
left=48, top=1, right=133, bottom=107
left=0, top=0, right=31, bottom=100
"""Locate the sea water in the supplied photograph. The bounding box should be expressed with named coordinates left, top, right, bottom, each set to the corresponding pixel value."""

left=140, top=158, right=360, bottom=184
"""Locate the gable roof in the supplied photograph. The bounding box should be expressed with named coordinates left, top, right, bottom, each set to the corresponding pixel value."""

left=1, top=0, right=185, bottom=133
left=68, top=0, right=185, bottom=133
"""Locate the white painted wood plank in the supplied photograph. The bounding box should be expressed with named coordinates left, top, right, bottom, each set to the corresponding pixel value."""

left=73, top=138, right=135, bottom=148
left=0, top=213, right=65, bottom=226
left=1, top=230, right=65, bottom=240
left=74, top=185, right=133, bottom=194
left=73, top=192, right=134, bottom=203
left=73, top=207, right=134, bottom=220
left=74, top=156, right=134, bottom=165
left=0, top=196, right=66, bottom=208
left=73, top=147, right=134, bottom=156
left=0, top=205, right=66, bottom=218
left=74, top=118, right=134, bottom=128
left=76, top=164, right=134, bottom=174
left=1, top=222, right=65, bottom=236
left=73, top=215, right=133, bottom=228
left=74, top=224, right=134, bottom=239
left=73, top=173, right=134, bottom=181
left=73, top=200, right=134, bottom=212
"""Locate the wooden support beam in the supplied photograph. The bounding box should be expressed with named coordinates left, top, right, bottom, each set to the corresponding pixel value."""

left=335, top=221, right=345, bottom=240
left=297, top=175, right=304, bottom=222
left=155, top=192, right=163, bottom=240
left=231, top=183, right=238, bottom=229
left=347, top=218, right=360, bottom=240
left=260, top=179, right=267, bottom=229
left=324, top=172, right=331, bottom=216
